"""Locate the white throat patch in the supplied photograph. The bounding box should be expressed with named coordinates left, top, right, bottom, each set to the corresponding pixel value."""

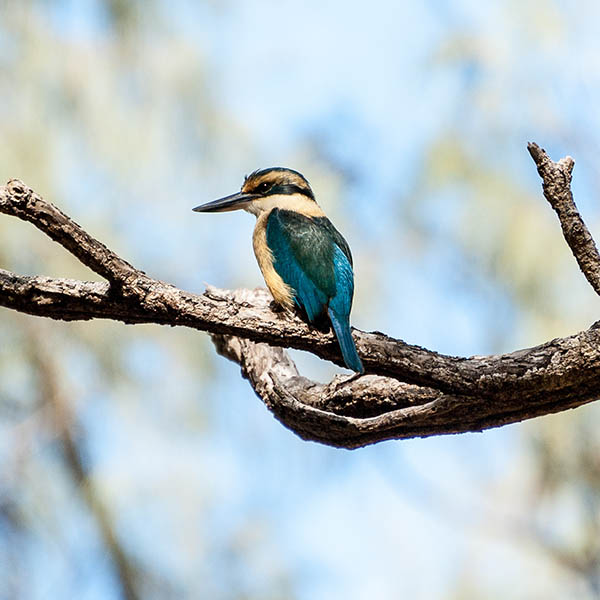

left=243, top=193, right=325, bottom=218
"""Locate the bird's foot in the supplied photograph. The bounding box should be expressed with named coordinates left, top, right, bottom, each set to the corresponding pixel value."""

left=269, top=300, right=286, bottom=313
left=312, top=315, right=332, bottom=333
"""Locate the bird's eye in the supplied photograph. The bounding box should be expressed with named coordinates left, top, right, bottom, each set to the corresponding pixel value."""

left=257, top=182, right=270, bottom=193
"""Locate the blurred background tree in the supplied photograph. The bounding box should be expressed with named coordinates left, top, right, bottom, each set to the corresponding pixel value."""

left=1, top=0, right=600, bottom=598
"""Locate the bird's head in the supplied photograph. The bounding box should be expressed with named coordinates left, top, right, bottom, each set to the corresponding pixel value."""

left=193, top=167, right=319, bottom=217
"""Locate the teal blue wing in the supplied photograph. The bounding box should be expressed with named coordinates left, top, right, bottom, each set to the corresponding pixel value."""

left=266, top=208, right=363, bottom=373
left=266, top=208, right=353, bottom=322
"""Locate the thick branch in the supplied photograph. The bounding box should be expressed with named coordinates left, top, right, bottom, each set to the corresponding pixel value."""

left=212, top=291, right=600, bottom=448
left=3, top=269, right=600, bottom=402
left=1, top=143, right=600, bottom=448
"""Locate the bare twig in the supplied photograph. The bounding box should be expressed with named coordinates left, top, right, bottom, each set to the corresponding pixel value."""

left=528, top=142, right=600, bottom=296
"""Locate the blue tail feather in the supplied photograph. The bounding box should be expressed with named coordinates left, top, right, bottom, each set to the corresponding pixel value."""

left=328, top=308, right=364, bottom=374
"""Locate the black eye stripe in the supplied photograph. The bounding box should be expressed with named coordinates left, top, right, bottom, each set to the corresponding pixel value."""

left=267, top=183, right=315, bottom=200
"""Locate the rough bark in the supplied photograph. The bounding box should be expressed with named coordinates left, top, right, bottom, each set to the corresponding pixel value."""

left=527, top=143, right=600, bottom=295
left=1, top=144, right=599, bottom=448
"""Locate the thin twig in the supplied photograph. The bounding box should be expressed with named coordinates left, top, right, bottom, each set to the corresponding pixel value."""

left=528, top=142, right=600, bottom=297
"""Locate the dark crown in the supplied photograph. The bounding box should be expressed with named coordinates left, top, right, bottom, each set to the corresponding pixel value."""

left=242, top=167, right=315, bottom=201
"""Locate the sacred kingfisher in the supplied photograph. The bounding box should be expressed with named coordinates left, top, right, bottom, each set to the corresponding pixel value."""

left=193, top=167, right=364, bottom=373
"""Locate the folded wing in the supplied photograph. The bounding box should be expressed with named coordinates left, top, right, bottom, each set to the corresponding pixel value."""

left=266, top=208, right=363, bottom=373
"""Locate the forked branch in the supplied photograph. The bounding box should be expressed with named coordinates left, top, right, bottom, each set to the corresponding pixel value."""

left=1, top=144, right=599, bottom=448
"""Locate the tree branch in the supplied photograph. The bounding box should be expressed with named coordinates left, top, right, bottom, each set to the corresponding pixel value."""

left=528, top=142, right=600, bottom=296
left=1, top=144, right=600, bottom=448
left=0, top=180, right=137, bottom=287
left=212, top=296, right=600, bottom=448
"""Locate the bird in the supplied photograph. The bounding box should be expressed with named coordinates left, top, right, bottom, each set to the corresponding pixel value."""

left=193, top=167, right=364, bottom=373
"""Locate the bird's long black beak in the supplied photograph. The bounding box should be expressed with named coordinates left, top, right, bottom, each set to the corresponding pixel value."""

left=193, top=192, right=259, bottom=213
